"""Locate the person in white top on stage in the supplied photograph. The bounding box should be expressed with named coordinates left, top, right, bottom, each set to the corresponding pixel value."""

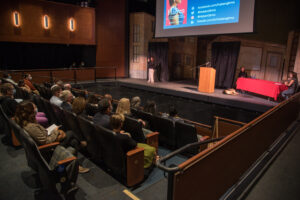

left=147, top=57, right=155, bottom=84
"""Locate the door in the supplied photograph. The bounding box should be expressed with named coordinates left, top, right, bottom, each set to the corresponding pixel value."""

left=264, top=52, right=283, bottom=82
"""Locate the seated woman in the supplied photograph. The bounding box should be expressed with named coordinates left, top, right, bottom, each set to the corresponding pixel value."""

left=116, top=98, right=151, bottom=134
left=144, top=100, right=157, bottom=115
left=131, top=96, right=143, bottom=111
left=281, top=71, right=298, bottom=100
left=14, top=101, right=89, bottom=173
left=72, top=97, right=89, bottom=119
left=110, top=114, right=156, bottom=169
left=85, top=94, right=100, bottom=117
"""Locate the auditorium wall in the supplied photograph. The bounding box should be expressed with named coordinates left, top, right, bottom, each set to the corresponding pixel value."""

left=0, top=0, right=95, bottom=45
left=95, top=0, right=128, bottom=78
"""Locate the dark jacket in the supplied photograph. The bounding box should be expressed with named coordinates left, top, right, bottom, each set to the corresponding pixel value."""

left=61, top=102, right=72, bottom=112
left=0, top=96, right=18, bottom=118
left=93, top=112, right=111, bottom=129
left=115, top=132, right=137, bottom=153
left=85, top=103, right=99, bottom=116
left=238, top=71, right=248, bottom=78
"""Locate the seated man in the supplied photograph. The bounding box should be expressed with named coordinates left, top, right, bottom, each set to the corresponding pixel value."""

left=93, top=98, right=112, bottom=129
left=50, top=85, right=63, bottom=107
left=238, top=67, right=248, bottom=78
left=64, top=83, right=72, bottom=91
left=60, top=90, right=74, bottom=112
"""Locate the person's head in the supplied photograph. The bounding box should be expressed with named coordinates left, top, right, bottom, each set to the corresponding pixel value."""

left=87, top=94, right=100, bottom=104
left=144, top=100, right=156, bottom=115
left=98, top=98, right=112, bottom=114
left=169, top=0, right=181, bottom=6
left=104, top=94, right=112, bottom=103
left=169, top=105, right=178, bottom=117
left=150, top=57, right=154, bottom=63
left=241, top=67, right=245, bottom=72
left=0, top=83, right=14, bottom=97
left=18, top=80, right=25, bottom=87
left=80, top=61, right=85, bottom=67
left=60, top=90, right=74, bottom=103
left=131, top=96, right=141, bottom=108
left=24, top=74, right=32, bottom=81
left=72, top=97, right=86, bottom=115
left=64, top=83, right=72, bottom=91
left=51, top=85, right=62, bottom=97
left=116, top=98, right=131, bottom=115
left=15, top=101, right=37, bottom=127
left=56, top=80, right=64, bottom=88
left=110, top=113, right=125, bottom=131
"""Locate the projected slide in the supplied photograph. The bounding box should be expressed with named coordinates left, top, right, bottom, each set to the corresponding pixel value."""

left=164, top=0, right=240, bottom=29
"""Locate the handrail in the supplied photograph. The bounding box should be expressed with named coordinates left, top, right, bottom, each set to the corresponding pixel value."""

left=214, top=116, right=246, bottom=126
left=156, top=137, right=224, bottom=173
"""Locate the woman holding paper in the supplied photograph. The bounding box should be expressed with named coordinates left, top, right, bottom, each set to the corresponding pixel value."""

left=15, top=101, right=90, bottom=173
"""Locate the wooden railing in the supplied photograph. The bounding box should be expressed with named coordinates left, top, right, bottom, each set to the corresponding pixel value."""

left=159, top=92, right=300, bottom=200
left=0, top=66, right=117, bottom=84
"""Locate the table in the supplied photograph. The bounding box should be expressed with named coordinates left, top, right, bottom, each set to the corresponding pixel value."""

left=236, top=78, right=288, bottom=100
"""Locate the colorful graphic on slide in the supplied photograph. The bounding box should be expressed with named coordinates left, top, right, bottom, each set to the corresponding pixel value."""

left=165, top=0, right=187, bottom=26
left=164, top=0, right=240, bottom=29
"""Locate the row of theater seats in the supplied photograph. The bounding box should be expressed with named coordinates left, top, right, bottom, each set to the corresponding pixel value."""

left=32, top=83, right=212, bottom=157
left=0, top=104, right=79, bottom=199
left=15, top=85, right=159, bottom=187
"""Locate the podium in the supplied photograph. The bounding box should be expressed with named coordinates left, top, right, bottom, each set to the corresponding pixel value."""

left=198, top=67, right=216, bottom=93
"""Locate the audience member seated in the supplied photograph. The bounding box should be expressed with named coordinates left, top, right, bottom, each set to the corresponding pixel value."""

left=131, top=96, right=143, bottom=110
left=50, top=85, right=63, bottom=107
left=93, top=98, right=112, bottom=129
left=116, top=98, right=150, bottom=133
left=0, top=83, right=18, bottom=118
left=64, top=83, right=72, bottom=91
left=144, top=100, right=157, bottom=115
left=18, top=80, right=31, bottom=93
left=85, top=94, right=100, bottom=117
left=238, top=67, right=248, bottom=78
left=15, top=101, right=89, bottom=173
left=111, top=114, right=156, bottom=168
left=104, top=93, right=113, bottom=104
left=23, top=74, right=39, bottom=95
left=60, top=90, right=74, bottom=112
left=281, top=71, right=298, bottom=100
left=72, top=97, right=88, bottom=119
left=56, top=80, right=64, bottom=89
left=162, top=105, right=184, bottom=124
left=2, top=72, right=17, bottom=86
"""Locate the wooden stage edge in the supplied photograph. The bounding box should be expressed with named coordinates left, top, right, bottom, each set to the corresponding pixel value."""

left=92, top=78, right=277, bottom=113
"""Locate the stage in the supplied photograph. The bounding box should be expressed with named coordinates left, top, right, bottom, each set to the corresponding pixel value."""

left=116, top=78, right=278, bottom=113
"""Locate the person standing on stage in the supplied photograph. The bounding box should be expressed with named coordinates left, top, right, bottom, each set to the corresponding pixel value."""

left=147, top=57, right=155, bottom=83
left=238, top=67, right=248, bottom=78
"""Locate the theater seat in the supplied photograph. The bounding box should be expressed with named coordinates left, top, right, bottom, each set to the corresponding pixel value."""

left=18, top=126, right=79, bottom=198
left=152, top=115, right=176, bottom=149
left=41, top=98, right=58, bottom=125
left=63, top=110, right=84, bottom=142
left=123, top=116, right=146, bottom=143
left=93, top=124, right=144, bottom=187
left=175, top=121, right=199, bottom=156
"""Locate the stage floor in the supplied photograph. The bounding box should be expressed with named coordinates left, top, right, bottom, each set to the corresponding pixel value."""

left=116, top=79, right=278, bottom=113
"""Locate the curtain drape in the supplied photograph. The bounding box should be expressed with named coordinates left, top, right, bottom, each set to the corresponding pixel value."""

left=211, top=42, right=241, bottom=88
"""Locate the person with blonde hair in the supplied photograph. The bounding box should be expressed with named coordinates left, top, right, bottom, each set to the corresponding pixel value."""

left=60, top=90, right=74, bottom=112
left=116, top=98, right=131, bottom=115
left=72, top=97, right=87, bottom=117
left=110, top=113, right=156, bottom=168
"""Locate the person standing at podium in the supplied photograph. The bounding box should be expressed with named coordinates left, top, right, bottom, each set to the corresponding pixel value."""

left=147, top=57, right=155, bottom=84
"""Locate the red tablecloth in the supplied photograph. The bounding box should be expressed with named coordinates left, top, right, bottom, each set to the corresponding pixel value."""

left=236, top=78, right=288, bottom=100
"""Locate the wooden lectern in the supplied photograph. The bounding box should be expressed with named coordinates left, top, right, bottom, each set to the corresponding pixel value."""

left=198, top=67, right=216, bottom=93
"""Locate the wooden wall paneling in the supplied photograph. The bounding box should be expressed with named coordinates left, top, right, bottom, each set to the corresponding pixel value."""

left=0, top=0, right=95, bottom=45
left=28, top=71, right=51, bottom=84
left=75, top=69, right=94, bottom=81
left=95, top=0, right=126, bottom=78
left=173, top=97, right=299, bottom=200
left=52, top=70, right=75, bottom=82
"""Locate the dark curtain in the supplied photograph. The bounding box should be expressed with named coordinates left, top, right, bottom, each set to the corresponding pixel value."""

left=148, top=42, right=169, bottom=82
left=0, top=42, right=96, bottom=70
left=211, top=42, right=241, bottom=88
